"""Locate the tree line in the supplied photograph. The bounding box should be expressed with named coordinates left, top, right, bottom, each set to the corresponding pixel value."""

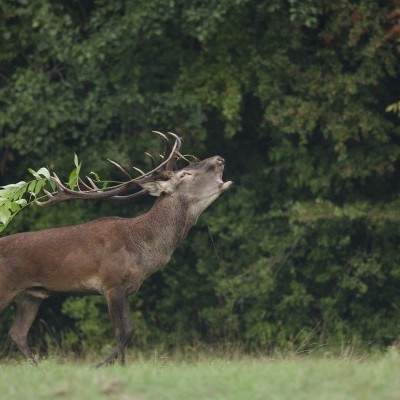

left=1, top=0, right=400, bottom=354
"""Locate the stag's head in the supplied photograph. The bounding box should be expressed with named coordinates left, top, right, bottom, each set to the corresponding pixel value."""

left=37, top=132, right=232, bottom=212
left=141, top=155, right=232, bottom=213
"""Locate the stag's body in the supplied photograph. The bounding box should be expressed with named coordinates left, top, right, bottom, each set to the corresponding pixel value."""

left=0, top=137, right=232, bottom=366
left=1, top=195, right=191, bottom=299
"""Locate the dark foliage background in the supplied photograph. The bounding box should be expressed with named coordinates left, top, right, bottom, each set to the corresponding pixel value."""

left=1, top=0, right=400, bottom=355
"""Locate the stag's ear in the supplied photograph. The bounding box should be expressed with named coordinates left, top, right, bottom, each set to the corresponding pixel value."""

left=139, top=180, right=174, bottom=197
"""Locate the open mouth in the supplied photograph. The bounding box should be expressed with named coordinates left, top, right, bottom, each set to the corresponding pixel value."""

left=217, top=167, right=233, bottom=191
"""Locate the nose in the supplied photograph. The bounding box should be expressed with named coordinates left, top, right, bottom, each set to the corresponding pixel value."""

left=216, top=156, right=225, bottom=165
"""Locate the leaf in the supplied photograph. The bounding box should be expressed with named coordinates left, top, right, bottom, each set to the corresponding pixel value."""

left=28, top=168, right=41, bottom=179
left=2, top=181, right=26, bottom=190
left=29, top=167, right=51, bottom=180
left=1, top=200, right=11, bottom=211
left=385, top=102, right=400, bottom=114
left=34, top=179, right=45, bottom=195
left=0, top=210, right=10, bottom=225
left=74, top=153, right=79, bottom=168
left=10, top=202, right=20, bottom=213
left=28, top=180, right=37, bottom=193
left=16, top=184, right=28, bottom=199
left=49, top=179, right=56, bottom=191
left=36, top=167, right=51, bottom=179
left=15, top=199, right=27, bottom=207
left=90, top=171, right=100, bottom=181
left=68, top=168, right=78, bottom=189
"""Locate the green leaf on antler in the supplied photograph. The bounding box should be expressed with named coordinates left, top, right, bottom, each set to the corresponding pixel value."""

left=68, top=153, right=82, bottom=190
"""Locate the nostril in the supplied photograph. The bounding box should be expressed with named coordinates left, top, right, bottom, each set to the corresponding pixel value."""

left=216, top=156, right=225, bottom=165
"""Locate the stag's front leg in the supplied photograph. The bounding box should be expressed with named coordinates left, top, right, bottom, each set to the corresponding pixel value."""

left=99, top=290, right=133, bottom=367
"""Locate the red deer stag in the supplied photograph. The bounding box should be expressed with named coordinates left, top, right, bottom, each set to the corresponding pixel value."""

left=0, top=132, right=232, bottom=366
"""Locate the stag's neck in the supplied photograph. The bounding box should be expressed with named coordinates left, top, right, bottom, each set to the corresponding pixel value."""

left=146, top=193, right=195, bottom=245
left=127, top=194, right=196, bottom=277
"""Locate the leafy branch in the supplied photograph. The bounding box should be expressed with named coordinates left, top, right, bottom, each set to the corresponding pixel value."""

left=0, top=167, right=52, bottom=232
left=0, top=154, right=99, bottom=233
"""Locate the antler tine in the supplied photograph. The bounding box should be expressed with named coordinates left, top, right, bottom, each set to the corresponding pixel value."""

left=152, top=130, right=169, bottom=142
left=130, top=132, right=181, bottom=180
left=165, top=132, right=182, bottom=170
left=152, top=130, right=172, bottom=167
left=86, top=176, right=100, bottom=190
left=145, top=152, right=156, bottom=169
left=107, top=158, right=132, bottom=180
left=78, top=177, right=93, bottom=191
left=162, top=132, right=181, bottom=171
left=133, top=166, right=146, bottom=175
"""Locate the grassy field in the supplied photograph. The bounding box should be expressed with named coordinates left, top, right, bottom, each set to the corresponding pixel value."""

left=1, top=350, right=399, bottom=400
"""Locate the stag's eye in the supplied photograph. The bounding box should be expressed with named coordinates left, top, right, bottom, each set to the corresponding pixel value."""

left=179, top=171, right=192, bottom=178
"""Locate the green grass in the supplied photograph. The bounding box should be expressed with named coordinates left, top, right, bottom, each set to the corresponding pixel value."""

left=1, top=350, right=400, bottom=400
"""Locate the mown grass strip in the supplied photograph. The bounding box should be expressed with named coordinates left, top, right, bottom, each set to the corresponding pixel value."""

left=1, top=352, right=399, bottom=400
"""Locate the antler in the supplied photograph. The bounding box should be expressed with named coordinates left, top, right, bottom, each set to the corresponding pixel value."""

left=36, top=131, right=183, bottom=207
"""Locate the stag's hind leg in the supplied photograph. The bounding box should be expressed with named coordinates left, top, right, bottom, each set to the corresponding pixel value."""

left=9, top=293, right=43, bottom=365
